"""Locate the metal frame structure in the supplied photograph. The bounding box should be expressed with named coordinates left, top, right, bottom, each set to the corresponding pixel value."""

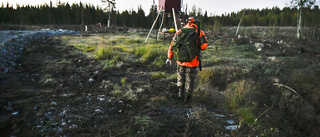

left=145, top=0, right=185, bottom=43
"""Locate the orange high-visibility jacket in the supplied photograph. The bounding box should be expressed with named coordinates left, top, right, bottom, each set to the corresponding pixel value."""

left=167, top=23, right=208, bottom=67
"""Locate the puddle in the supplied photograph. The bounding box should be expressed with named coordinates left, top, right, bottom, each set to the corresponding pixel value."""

left=226, top=120, right=234, bottom=124
left=225, top=125, right=240, bottom=130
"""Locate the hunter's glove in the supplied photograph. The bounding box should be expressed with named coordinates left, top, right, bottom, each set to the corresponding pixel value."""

left=166, top=59, right=172, bottom=66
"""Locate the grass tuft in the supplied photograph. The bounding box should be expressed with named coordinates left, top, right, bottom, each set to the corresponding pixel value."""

left=151, top=72, right=167, bottom=80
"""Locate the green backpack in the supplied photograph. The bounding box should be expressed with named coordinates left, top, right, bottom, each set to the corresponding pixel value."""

left=172, top=28, right=198, bottom=62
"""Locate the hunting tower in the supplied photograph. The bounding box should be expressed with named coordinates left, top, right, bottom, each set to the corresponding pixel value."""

left=145, top=0, right=184, bottom=43
left=158, top=0, right=181, bottom=13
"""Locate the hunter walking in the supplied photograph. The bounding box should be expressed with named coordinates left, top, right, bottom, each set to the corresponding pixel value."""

left=166, top=17, right=208, bottom=103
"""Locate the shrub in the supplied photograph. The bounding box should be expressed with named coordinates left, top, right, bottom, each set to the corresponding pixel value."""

left=118, top=44, right=132, bottom=52
left=121, top=77, right=127, bottom=84
left=74, top=44, right=96, bottom=52
left=223, top=80, right=265, bottom=127
left=134, top=46, right=147, bottom=57
left=237, top=107, right=256, bottom=125
left=133, top=44, right=167, bottom=62
left=102, top=60, right=120, bottom=69
left=96, top=46, right=119, bottom=60
left=224, top=80, right=258, bottom=110
left=96, top=48, right=110, bottom=59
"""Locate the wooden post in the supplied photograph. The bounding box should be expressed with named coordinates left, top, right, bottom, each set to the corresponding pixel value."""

left=297, top=9, right=302, bottom=39
left=157, top=12, right=165, bottom=40
left=145, top=7, right=162, bottom=43
left=163, top=13, right=166, bottom=44
left=172, top=8, right=178, bottom=32
left=236, top=10, right=245, bottom=35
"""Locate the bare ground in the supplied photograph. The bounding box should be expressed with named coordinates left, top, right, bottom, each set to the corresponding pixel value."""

left=1, top=28, right=320, bottom=136
left=0, top=35, right=233, bottom=136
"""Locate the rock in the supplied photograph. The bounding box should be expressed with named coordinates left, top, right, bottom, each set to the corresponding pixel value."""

left=61, top=122, right=67, bottom=126
left=97, top=95, right=106, bottom=101
left=69, top=124, right=78, bottom=129
left=51, top=102, right=57, bottom=106
left=267, top=56, right=276, bottom=61
left=215, top=114, right=226, bottom=118
left=59, top=110, right=67, bottom=116
left=95, top=109, right=102, bottom=113
left=254, top=42, right=264, bottom=51
left=89, top=78, right=94, bottom=82
left=12, top=112, right=19, bottom=116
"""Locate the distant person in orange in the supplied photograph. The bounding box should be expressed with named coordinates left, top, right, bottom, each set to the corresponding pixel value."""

left=166, top=17, right=208, bottom=103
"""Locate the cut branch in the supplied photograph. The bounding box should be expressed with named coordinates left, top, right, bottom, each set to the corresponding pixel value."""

left=274, top=83, right=299, bottom=95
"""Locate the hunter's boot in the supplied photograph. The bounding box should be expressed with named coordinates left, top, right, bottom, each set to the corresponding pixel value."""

left=184, top=87, right=193, bottom=103
left=184, top=94, right=192, bottom=103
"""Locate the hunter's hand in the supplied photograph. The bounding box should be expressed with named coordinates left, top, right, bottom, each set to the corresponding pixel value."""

left=166, top=59, right=172, bottom=66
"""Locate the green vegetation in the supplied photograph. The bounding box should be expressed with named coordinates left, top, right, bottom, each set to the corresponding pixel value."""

left=73, top=44, right=96, bottom=52
left=61, top=35, right=170, bottom=74
left=224, top=80, right=261, bottom=126
left=133, top=43, right=167, bottom=63
left=151, top=72, right=167, bottom=80
left=96, top=47, right=119, bottom=60
left=224, top=80, right=258, bottom=110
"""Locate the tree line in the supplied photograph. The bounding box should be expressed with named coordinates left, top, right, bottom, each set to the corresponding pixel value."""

left=1, top=2, right=319, bottom=30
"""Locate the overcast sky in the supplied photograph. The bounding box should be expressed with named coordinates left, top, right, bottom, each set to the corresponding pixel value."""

left=1, top=0, right=294, bottom=16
